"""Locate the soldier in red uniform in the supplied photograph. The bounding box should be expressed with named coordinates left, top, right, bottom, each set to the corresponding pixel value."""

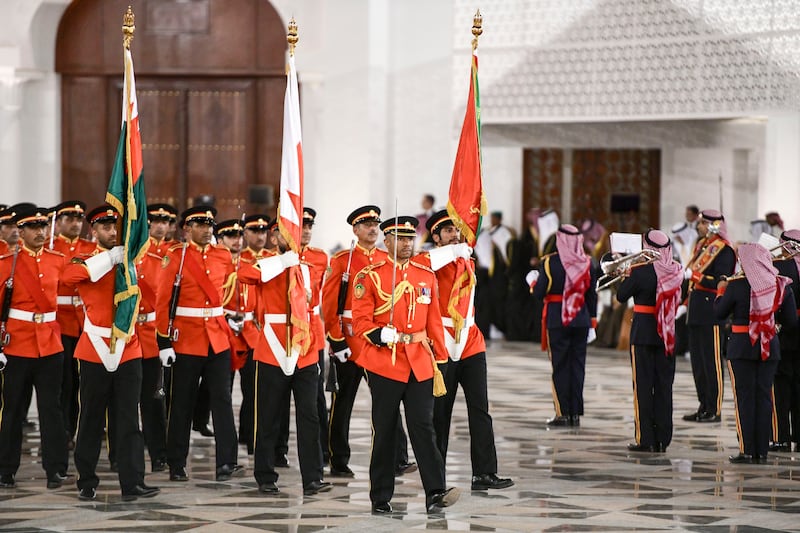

left=0, top=205, right=68, bottom=490
left=147, top=203, right=179, bottom=258
left=238, top=222, right=331, bottom=496
left=62, top=205, right=159, bottom=501
left=51, top=200, right=94, bottom=449
left=352, top=216, right=458, bottom=515
left=0, top=204, right=32, bottom=254
left=217, top=219, right=259, bottom=454
left=299, top=208, right=330, bottom=465
left=155, top=206, right=242, bottom=483
left=420, top=210, right=514, bottom=491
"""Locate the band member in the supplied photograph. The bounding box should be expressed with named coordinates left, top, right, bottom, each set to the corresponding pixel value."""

left=0, top=205, right=68, bottom=489
left=532, top=224, right=598, bottom=427
left=682, top=209, right=736, bottom=423
left=422, top=210, right=514, bottom=491
left=146, top=204, right=179, bottom=257
left=716, top=243, right=797, bottom=463
left=321, top=205, right=414, bottom=477
left=352, top=215, right=458, bottom=514
left=217, top=219, right=258, bottom=455
left=770, top=230, right=800, bottom=451
left=62, top=205, right=159, bottom=501
left=155, top=206, right=242, bottom=482
left=51, top=201, right=94, bottom=448
left=299, top=208, right=331, bottom=464
left=238, top=222, right=331, bottom=496
left=616, top=230, right=682, bottom=452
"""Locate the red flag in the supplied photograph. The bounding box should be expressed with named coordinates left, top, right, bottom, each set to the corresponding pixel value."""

left=447, top=52, right=487, bottom=247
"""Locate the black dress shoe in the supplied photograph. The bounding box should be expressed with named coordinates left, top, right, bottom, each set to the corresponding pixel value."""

left=627, top=443, right=656, bottom=452
left=0, top=474, right=16, bottom=489
left=697, top=412, right=721, bottom=423
left=78, top=487, right=96, bottom=501
left=193, top=424, right=215, bottom=437
left=729, top=453, right=753, bottom=464
left=258, top=481, right=280, bottom=494
left=121, top=484, right=161, bottom=501
left=169, top=466, right=189, bottom=481
left=274, top=455, right=290, bottom=468
left=656, top=442, right=668, bottom=453
left=546, top=416, right=570, bottom=427
left=426, top=487, right=460, bottom=513
left=151, top=459, right=167, bottom=472
left=303, top=480, right=333, bottom=495
left=46, top=473, right=63, bottom=489
left=769, top=442, right=791, bottom=452
left=682, top=410, right=700, bottom=422
left=754, top=454, right=769, bottom=464
left=471, top=473, right=514, bottom=490
left=394, top=461, right=417, bottom=476
left=216, top=463, right=244, bottom=481
left=569, top=415, right=580, bottom=427
left=371, top=501, right=392, bottom=514
left=329, top=465, right=355, bottom=478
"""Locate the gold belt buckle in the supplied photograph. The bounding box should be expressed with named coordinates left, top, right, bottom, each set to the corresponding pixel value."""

left=33, top=313, right=44, bottom=323
left=399, top=332, right=412, bottom=344
left=203, top=308, right=213, bottom=318
left=137, top=314, right=148, bottom=324
left=72, top=296, right=82, bottom=306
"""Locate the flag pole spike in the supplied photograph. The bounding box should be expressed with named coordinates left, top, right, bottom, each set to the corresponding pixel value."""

left=122, top=6, right=135, bottom=50
left=287, top=17, right=299, bottom=57
left=471, top=9, right=482, bottom=51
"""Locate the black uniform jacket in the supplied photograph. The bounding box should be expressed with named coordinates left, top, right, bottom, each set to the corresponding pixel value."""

left=533, top=253, right=598, bottom=329
left=616, top=263, right=663, bottom=347
left=714, top=277, right=798, bottom=361
left=685, top=242, right=736, bottom=326
left=775, top=258, right=800, bottom=351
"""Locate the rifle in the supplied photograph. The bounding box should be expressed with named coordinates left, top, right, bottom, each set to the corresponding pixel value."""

left=336, top=239, right=356, bottom=332
left=167, top=243, right=188, bottom=341
left=0, top=250, right=19, bottom=348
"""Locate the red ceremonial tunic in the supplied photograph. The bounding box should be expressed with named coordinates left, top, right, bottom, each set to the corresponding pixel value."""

left=238, top=255, right=317, bottom=370
left=351, top=258, right=448, bottom=382
left=134, top=251, right=162, bottom=359
left=148, top=236, right=179, bottom=259
left=301, top=245, right=329, bottom=352
left=52, top=235, right=95, bottom=338
left=0, top=245, right=65, bottom=357
left=155, top=242, right=234, bottom=357
left=61, top=246, right=142, bottom=364
left=321, top=244, right=387, bottom=363
left=415, top=253, right=485, bottom=360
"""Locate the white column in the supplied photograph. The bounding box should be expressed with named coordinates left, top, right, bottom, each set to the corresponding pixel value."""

left=762, top=113, right=800, bottom=231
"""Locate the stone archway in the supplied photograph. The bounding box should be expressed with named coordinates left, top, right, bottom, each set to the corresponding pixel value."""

left=55, top=0, right=287, bottom=219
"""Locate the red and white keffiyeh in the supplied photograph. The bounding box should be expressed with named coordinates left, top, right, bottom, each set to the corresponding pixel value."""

left=556, top=224, right=591, bottom=326
left=644, top=229, right=683, bottom=355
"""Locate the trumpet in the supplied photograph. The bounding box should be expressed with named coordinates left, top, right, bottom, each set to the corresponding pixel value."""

left=597, top=249, right=661, bottom=291
left=770, top=240, right=800, bottom=260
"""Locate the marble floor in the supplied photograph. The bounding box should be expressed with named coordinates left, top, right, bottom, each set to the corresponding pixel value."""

left=3, top=343, right=800, bottom=532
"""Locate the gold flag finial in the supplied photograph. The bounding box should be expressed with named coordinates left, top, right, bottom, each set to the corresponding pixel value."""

left=287, top=17, right=299, bottom=57
left=122, top=6, right=135, bottom=50
left=471, top=9, right=483, bottom=51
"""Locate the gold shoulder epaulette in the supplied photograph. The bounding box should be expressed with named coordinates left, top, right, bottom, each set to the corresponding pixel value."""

left=44, top=248, right=65, bottom=257
left=409, top=259, right=433, bottom=273
left=168, top=243, right=185, bottom=253
left=333, top=248, right=351, bottom=260
left=356, top=262, right=383, bottom=278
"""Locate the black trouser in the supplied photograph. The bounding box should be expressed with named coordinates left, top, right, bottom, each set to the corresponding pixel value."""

left=630, top=345, right=676, bottom=448
left=60, top=334, right=80, bottom=439
left=547, top=326, right=588, bottom=417
left=366, top=371, right=445, bottom=505
left=140, top=357, right=167, bottom=464
left=276, top=388, right=291, bottom=462
left=234, top=349, right=255, bottom=451
left=75, top=359, right=145, bottom=492
left=433, top=353, right=498, bottom=475
left=773, top=348, right=800, bottom=443
left=253, top=362, right=323, bottom=487
left=0, top=353, right=67, bottom=477
left=315, top=349, right=328, bottom=462
left=192, top=377, right=211, bottom=429
left=688, top=324, right=724, bottom=416
left=728, top=358, right=778, bottom=457
left=167, top=349, right=238, bottom=469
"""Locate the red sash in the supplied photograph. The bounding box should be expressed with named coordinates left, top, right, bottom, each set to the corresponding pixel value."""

left=15, top=258, right=60, bottom=336
left=541, top=294, right=563, bottom=350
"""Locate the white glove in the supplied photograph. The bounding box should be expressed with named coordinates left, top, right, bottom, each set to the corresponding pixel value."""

left=108, top=246, right=125, bottom=265
left=279, top=251, right=300, bottom=269
left=525, top=270, right=540, bottom=286
left=0, top=352, right=6, bottom=372
left=675, top=304, right=687, bottom=319
left=159, top=347, right=176, bottom=367
left=587, top=328, right=597, bottom=344
left=380, top=327, right=399, bottom=345
left=333, top=347, right=351, bottom=363
left=227, top=317, right=244, bottom=334
left=453, top=243, right=473, bottom=260
left=684, top=267, right=694, bottom=280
